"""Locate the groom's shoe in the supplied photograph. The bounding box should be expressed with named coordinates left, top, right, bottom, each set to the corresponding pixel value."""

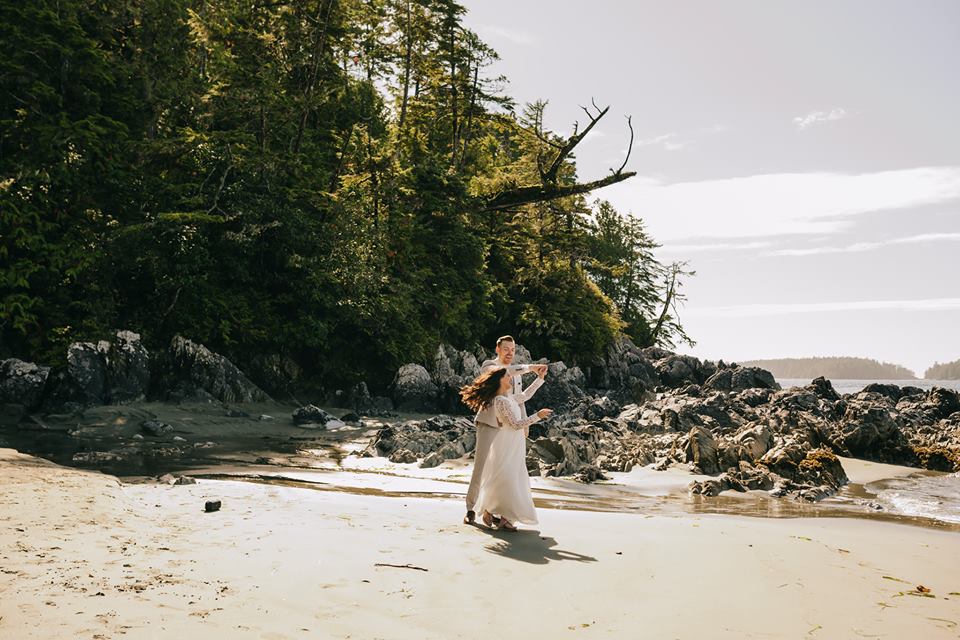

left=463, top=510, right=476, bottom=525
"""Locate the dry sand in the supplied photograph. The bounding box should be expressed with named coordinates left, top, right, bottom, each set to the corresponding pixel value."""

left=2, top=447, right=959, bottom=639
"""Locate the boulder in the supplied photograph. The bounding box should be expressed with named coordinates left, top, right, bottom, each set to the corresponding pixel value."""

left=591, top=337, right=660, bottom=400
left=830, top=398, right=906, bottom=460
left=165, top=335, right=271, bottom=403
left=704, top=365, right=779, bottom=392
left=861, top=383, right=903, bottom=402
left=292, top=404, right=336, bottom=426
left=683, top=425, right=721, bottom=474
left=390, top=364, right=439, bottom=412
left=389, top=449, right=418, bottom=464
left=654, top=354, right=705, bottom=388
left=248, top=353, right=301, bottom=398
left=0, top=359, right=50, bottom=410
left=141, top=420, right=173, bottom=436
left=526, top=362, right=587, bottom=413
left=104, top=330, right=151, bottom=403
left=808, top=376, right=841, bottom=402
left=732, top=422, right=774, bottom=461
left=346, top=382, right=394, bottom=415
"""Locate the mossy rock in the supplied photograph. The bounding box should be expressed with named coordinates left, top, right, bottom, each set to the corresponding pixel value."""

left=911, top=446, right=960, bottom=472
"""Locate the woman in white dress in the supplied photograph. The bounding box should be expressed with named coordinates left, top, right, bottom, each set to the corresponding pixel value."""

left=460, top=366, right=553, bottom=531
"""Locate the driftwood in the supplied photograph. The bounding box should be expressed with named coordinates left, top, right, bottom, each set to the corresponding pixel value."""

left=374, top=562, right=429, bottom=572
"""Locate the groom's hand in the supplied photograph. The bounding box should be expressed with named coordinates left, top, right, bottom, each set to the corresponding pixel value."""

left=533, top=364, right=548, bottom=378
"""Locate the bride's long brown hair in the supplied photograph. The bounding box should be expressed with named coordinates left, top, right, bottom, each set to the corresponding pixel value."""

left=460, top=367, right=507, bottom=412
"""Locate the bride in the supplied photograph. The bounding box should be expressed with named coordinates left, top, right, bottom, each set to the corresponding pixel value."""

left=460, top=366, right=553, bottom=531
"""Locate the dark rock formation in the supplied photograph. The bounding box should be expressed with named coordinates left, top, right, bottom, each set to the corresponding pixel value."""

left=0, top=359, right=50, bottom=411
left=345, top=382, right=394, bottom=415
left=162, top=335, right=271, bottom=403
left=104, top=331, right=151, bottom=403
left=292, top=404, right=336, bottom=426
left=390, top=364, right=439, bottom=413
left=140, top=420, right=173, bottom=436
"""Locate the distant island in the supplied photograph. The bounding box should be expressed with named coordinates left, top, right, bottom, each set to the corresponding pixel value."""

left=925, top=359, right=960, bottom=380
left=740, top=357, right=916, bottom=380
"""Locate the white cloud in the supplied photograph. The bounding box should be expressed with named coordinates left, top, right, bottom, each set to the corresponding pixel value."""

left=602, top=166, right=960, bottom=241
left=765, top=232, right=960, bottom=257
left=686, top=298, right=960, bottom=319
left=659, top=241, right=772, bottom=254
left=637, top=133, right=684, bottom=151
left=793, top=107, right=850, bottom=130
left=635, top=124, right=726, bottom=152
left=477, top=25, right=536, bottom=46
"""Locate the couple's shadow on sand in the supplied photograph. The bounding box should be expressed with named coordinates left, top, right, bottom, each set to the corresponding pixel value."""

left=473, top=526, right=597, bottom=565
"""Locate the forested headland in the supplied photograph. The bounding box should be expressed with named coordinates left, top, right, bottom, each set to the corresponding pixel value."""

left=1, top=0, right=693, bottom=391
left=925, top=360, right=960, bottom=380
left=741, top=357, right=917, bottom=380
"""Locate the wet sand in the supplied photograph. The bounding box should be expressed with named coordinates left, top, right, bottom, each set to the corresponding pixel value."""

left=2, top=448, right=960, bottom=639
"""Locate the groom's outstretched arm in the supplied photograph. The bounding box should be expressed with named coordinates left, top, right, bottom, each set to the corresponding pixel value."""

left=479, top=359, right=533, bottom=377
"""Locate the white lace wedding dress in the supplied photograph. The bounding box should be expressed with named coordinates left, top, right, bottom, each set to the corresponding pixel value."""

left=474, top=394, right=540, bottom=525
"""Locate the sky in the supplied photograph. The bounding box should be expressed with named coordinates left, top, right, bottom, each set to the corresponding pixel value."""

left=461, top=0, right=960, bottom=377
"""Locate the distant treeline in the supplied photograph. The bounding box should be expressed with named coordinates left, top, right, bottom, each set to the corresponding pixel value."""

left=925, top=360, right=960, bottom=380
left=741, top=357, right=917, bottom=380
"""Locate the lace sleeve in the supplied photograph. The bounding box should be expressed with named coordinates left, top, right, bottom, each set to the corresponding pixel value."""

left=495, top=395, right=539, bottom=431
left=520, top=375, right=544, bottom=402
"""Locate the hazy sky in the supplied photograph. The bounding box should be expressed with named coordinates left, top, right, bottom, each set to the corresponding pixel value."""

left=461, top=0, right=960, bottom=376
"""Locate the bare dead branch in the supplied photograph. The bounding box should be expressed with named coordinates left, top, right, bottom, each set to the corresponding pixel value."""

left=541, top=103, right=610, bottom=183
left=615, top=115, right=634, bottom=175
left=482, top=170, right=636, bottom=212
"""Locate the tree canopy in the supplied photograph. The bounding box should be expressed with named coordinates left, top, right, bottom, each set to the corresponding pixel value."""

left=1, top=0, right=693, bottom=390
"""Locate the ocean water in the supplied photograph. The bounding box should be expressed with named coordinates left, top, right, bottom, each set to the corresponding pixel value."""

left=779, top=378, right=960, bottom=395
left=866, top=472, right=960, bottom=524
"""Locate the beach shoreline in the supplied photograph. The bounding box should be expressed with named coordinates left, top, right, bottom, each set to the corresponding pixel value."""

left=3, top=448, right=959, bottom=639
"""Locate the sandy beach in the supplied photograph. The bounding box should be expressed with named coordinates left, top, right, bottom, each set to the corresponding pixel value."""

left=2, top=448, right=959, bottom=639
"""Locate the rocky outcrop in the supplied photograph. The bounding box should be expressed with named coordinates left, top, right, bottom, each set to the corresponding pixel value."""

left=430, top=344, right=483, bottom=415
left=364, top=361, right=960, bottom=501
left=390, top=364, right=439, bottom=413
left=525, top=362, right=587, bottom=413
left=0, top=359, right=50, bottom=411
left=248, top=354, right=302, bottom=399
left=703, top=365, right=780, bottom=393
left=345, top=382, right=394, bottom=415
left=292, top=405, right=337, bottom=427
left=588, top=337, right=660, bottom=403
left=43, top=332, right=150, bottom=410
left=104, top=331, right=151, bottom=403
left=162, top=335, right=271, bottom=404
left=362, top=415, right=476, bottom=468
left=36, top=341, right=111, bottom=411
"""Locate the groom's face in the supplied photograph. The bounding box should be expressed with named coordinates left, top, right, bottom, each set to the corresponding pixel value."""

left=497, top=341, right=516, bottom=365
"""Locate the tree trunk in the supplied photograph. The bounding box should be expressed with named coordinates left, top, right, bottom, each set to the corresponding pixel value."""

left=398, top=0, right=413, bottom=130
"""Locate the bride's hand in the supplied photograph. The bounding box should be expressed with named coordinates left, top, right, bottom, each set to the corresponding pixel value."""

left=536, top=408, right=553, bottom=419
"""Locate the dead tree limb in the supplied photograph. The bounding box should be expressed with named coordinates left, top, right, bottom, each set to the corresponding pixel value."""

left=483, top=170, right=636, bottom=212
left=481, top=100, right=636, bottom=212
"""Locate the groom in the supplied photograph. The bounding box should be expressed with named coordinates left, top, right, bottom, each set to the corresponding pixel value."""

left=463, top=335, right=547, bottom=525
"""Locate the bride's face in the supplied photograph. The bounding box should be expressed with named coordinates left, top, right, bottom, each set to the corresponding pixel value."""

left=497, top=372, right=512, bottom=394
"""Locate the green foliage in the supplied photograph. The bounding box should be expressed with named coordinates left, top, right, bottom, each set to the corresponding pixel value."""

left=0, top=0, right=693, bottom=389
